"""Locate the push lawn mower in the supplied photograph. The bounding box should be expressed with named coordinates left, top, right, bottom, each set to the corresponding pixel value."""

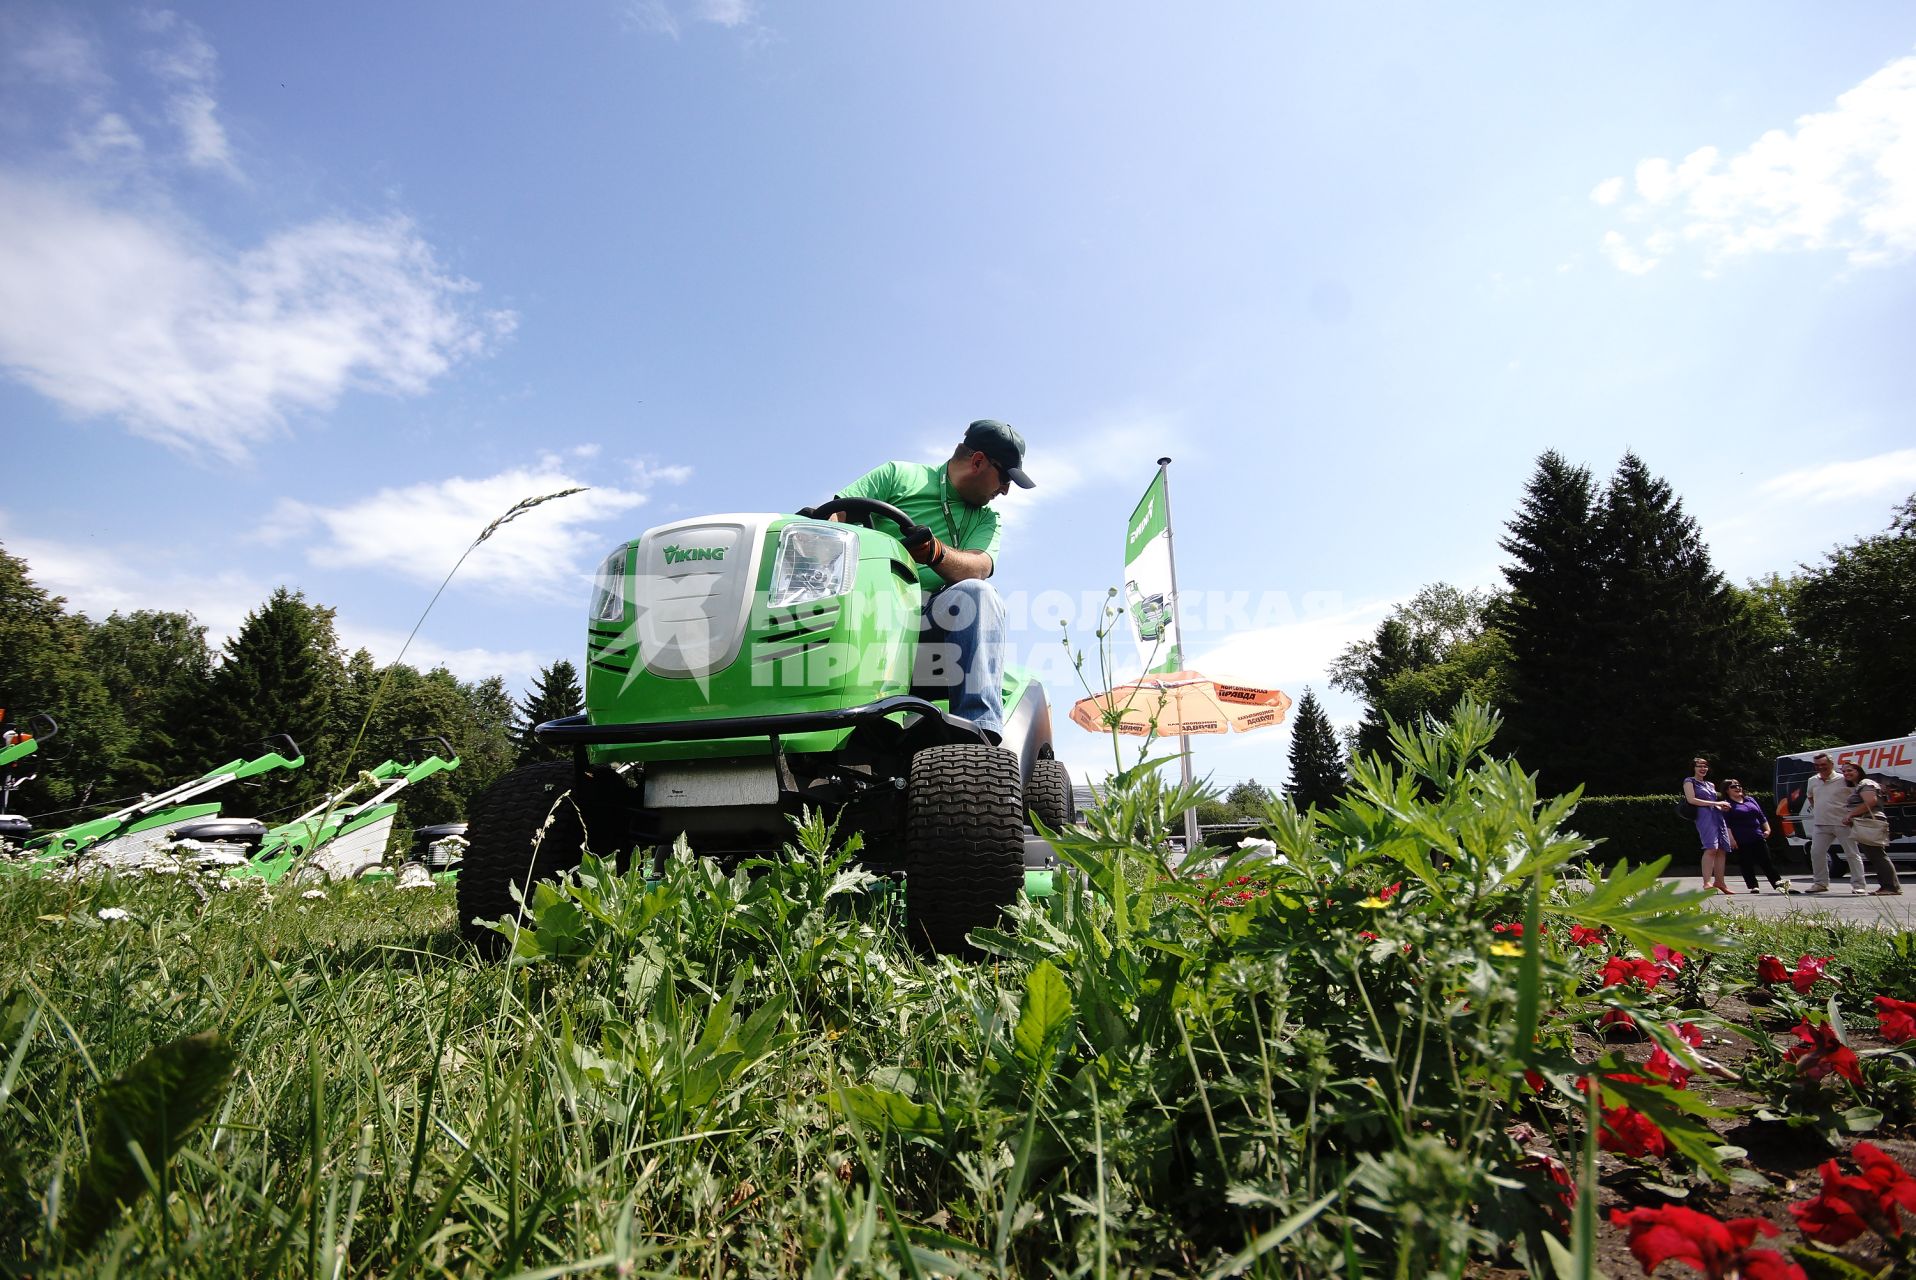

left=183, top=736, right=462, bottom=884
left=458, top=498, right=1075, bottom=955
left=4, top=737, right=304, bottom=878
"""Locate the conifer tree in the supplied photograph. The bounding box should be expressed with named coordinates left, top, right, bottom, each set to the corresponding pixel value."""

left=84, top=611, right=212, bottom=791
left=162, top=589, right=341, bottom=815
left=1495, top=452, right=1604, bottom=794
left=512, top=660, right=584, bottom=763
left=1284, top=687, right=1346, bottom=810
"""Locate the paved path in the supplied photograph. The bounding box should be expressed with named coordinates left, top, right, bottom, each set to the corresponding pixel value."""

left=1679, top=872, right=1916, bottom=927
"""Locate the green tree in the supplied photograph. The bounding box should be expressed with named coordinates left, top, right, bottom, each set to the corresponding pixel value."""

left=1494, top=452, right=1607, bottom=793
left=172, top=589, right=343, bottom=817
left=1582, top=453, right=1758, bottom=793
left=1284, top=687, right=1345, bottom=810
left=512, top=660, right=584, bottom=763
left=1329, top=585, right=1508, bottom=760
left=0, top=544, right=127, bottom=812
left=1786, top=493, right=1916, bottom=743
left=83, top=610, right=213, bottom=791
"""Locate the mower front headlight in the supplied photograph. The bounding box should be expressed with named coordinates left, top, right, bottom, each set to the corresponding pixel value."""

left=768, top=524, right=858, bottom=608
left=589, top=548, right=627, bottom=621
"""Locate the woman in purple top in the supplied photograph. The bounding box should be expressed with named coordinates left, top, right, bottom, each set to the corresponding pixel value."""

left=1684, top=756, right=1734, bottom=893
left=1721, top=779, right=1784, bottom=893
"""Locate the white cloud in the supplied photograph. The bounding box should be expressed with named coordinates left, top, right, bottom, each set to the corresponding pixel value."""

left=627, top=457, right=695, bottom=485
left=1757, top=447, right=1916, bottom=504
left=332, top=622, right=545, bottom=685
left=2, top=526, right=267, bottom=643
left=3, top=521, right=547, bottom=685
left=1597, top=51, right=1916, bottom=272
left=623, top=0, right=766, bottom=40
left=696, top=0, right=758, bottom=27
left=0, top=173, right=514, bottom=461
left=269, top=462, right=651, bottom=597
left=4, top=19, right=102, bottom=87
left=138, top=12, right=233, bottom=173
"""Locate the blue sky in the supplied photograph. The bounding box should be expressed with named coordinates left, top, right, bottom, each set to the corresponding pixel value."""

left=3, top=2, right=1915, bottom=794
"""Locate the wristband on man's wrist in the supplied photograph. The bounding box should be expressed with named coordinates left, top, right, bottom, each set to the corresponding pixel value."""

left=934, top=544, right=946, bottom=567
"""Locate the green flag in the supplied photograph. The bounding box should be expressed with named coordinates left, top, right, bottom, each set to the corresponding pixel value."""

left=1123, top=469, right=1181, bottom=674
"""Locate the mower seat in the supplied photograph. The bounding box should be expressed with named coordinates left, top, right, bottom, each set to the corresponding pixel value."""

left=172, top=817, right=269, bottom=848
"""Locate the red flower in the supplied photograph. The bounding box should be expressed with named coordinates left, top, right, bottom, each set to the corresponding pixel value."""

left=1601, top=1008, right=1638, bottom=1031
left=1670, top=1021, right=1704, bottom=1050
left=1653, top=944, right=1687, bottom=973
left=1598, top=1103, right=1667, bottom=1158
left=1784, top=1019, right=1863, bottom=1086
left=1493, top=921, right=1527, bottom=936
left=1855, top=1141, right=1916, bottom=1222
left=1789, top=1143, right=1916, bottom=1246
left=1520, top=1151, right=1575, bottom=1223
left=1875, top=995, right=1916, bottom=1045
left=1756, top=954, right=1790, bottom=985
left=1791, top=1158, right=1874, bottom=1245
left=1643, top=1046, right=1691, bottom=1089
left=1524, top=1069, right=1546, bottom=1094
left=1610, top=1205, right=1804, bottom=1280
left=1602, top=956, right=1665, bottom=990
left=1570, top=925, right=1605, bottom=947
left=1378, top=881, right=1401, bottom=902
left=1791, top=955, right=1831, bottom=994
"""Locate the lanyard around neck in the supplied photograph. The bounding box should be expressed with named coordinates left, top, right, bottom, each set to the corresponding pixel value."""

left=939, top=469, right=970, bottom=546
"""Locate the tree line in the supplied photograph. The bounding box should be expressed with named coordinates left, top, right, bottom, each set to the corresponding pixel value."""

left=1329, top=452, right=1915, bottom=798
left=0, top=544, right=587, bottom=834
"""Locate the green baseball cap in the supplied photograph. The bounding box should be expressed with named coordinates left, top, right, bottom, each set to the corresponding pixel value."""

left=963, top=419, right=1034, bottom=488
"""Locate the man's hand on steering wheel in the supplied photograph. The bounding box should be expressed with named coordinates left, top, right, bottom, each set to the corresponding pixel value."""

left=901, top=523, right=946, bottom=567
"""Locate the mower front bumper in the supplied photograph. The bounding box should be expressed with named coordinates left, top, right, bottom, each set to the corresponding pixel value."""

left=534, top=695, right=991, bottom=749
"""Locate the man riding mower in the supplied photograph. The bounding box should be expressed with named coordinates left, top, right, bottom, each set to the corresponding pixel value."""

left=458, top=420, right=1073, bottom=955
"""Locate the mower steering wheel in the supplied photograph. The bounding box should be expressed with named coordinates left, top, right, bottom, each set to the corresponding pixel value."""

left=805, top=497, right=917, bottom=538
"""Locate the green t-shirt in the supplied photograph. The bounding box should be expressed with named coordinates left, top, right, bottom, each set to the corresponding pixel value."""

left=836, top=460, right=1001, bottom=593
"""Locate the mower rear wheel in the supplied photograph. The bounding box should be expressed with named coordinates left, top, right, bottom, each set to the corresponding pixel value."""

left=905, top=744, right=1024, bottom=956
left=1026, top=757, right=1074, bottom=832
left=459, top=760, right=618, bottom=954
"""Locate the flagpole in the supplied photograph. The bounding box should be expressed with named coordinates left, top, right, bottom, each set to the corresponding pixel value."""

left=1156, top=457, right=1201, bottom=854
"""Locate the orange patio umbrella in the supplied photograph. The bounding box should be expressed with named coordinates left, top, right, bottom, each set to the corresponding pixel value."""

left=1068, top=670, right=1293, bottom=738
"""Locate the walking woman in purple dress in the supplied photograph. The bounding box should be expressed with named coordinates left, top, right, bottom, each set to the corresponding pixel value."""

left=1684, top=756, right=1735, bottom=893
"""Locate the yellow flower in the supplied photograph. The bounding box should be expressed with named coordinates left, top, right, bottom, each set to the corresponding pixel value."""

left=1358, top=896, right=1391, bottom=909
left=1490, top=941, right=1524, bottom=957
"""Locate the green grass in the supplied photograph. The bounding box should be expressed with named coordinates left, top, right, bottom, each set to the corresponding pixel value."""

left=7, top=706, right=1914, bottom=1278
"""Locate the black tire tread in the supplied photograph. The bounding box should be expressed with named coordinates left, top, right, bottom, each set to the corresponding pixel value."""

left=458, top=760, right=597, bottom=952
left=1026, top=757, right=1074, bottom=831
left=905, top=745, right=1024, bottom=955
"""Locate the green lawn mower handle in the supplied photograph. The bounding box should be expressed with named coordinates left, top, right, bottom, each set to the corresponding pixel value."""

left=536, top=693, right=991, bottom=749
left=405, top=734, right=456, bottom=761
left=231, top=734, right=305, bottom=780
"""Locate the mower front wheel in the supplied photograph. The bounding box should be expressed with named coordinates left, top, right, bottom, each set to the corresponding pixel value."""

left=459, top=760, right=621, bottom=954
left=905, top=744, right=1024, bottom=956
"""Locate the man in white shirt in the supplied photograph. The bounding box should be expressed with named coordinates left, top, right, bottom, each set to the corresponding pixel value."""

left=1799, top=753, right=1868, bottom=894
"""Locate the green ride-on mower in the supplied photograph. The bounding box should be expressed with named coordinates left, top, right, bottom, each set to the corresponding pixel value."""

left=458, top=498, right=1075, bottom=955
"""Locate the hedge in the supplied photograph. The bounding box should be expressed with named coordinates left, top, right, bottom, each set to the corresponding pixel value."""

left=1565, top=792, right=1802, bottom=873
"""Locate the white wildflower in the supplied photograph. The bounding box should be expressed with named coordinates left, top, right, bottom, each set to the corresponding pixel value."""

left=97, top=907, right=130, bottom=921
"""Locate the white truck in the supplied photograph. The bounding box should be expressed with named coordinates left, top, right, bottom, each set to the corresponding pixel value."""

left=1774, top=731, right=1915, bottom=862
